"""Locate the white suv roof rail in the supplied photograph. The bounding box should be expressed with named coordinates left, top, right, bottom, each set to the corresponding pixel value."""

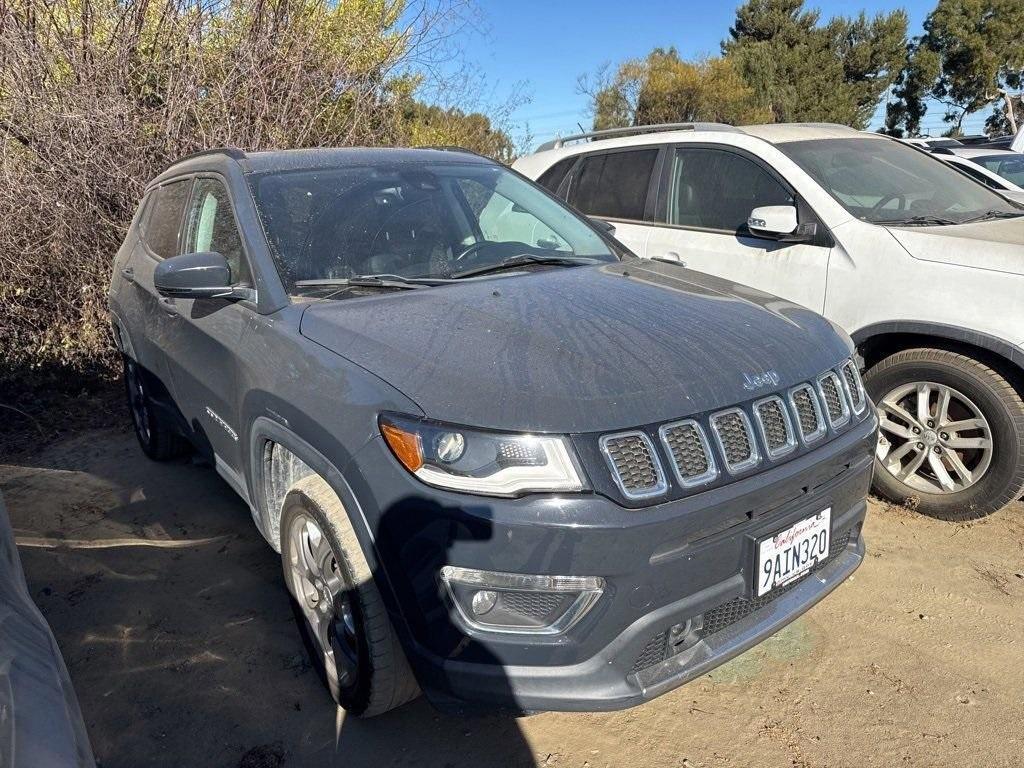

left=536, top=122, right=742, bottom=152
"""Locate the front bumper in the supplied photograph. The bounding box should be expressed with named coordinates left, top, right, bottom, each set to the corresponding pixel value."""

left=348, top=412, right=876, bottom=713
left=428, top=530, right=862, bottom=712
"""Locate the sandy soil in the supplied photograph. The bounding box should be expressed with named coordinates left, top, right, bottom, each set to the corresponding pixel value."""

left=2, top=427, right=1023, bottom=768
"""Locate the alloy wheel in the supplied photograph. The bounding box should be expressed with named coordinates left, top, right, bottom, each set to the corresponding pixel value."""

left=284, top=513, right=360, bottom=695
left=876, top=381, right=993, bottom=494
left=125, top=360, right=152, bottom=444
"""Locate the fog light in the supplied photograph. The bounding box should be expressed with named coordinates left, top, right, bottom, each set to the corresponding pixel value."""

left=439, top=566, right=604, bottom=635
left=471, top=589, right=497, bottom=615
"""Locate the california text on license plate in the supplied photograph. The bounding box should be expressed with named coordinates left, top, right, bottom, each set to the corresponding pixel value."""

left=756, top=509, right=831, bottom=597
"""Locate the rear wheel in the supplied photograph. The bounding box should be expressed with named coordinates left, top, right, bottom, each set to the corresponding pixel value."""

left=280, top=475, right=419, bottom=717
left=123, top=356, right=189, bottom=461
left=865, top=348, right=1024, bottom=520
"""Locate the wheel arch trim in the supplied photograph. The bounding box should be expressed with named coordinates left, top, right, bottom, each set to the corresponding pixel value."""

left=109, top=311, right=137, bottom=360
left=247, top=416, right=377, bottom=559
left=853, top=321, right=1024, bottom=376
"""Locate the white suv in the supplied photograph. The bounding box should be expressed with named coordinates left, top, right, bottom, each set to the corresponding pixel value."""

left=514, top=122, right=1024, bottom=519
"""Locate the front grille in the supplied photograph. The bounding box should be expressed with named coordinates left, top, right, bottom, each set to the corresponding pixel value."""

left=754, top=397, right=795, bottom=458
left=818, top=372, right=850, bottom=427
left=710, top=409, right=759, bottom=472
left=841, top=360, right=866, bottom=413
left=660, top=420, right=717, bottom=487
left=790, top=384, right=825, bottom=442
left=597, top=361, right=865, bottom=500
left=600, top=432, right=666, bottom=499
left=499, top=591, right=564, bottom=620
left=700, top=528, right=852, bottom=637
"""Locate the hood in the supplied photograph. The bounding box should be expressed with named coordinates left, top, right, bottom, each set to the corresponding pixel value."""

left=299, top=261, right=851, bottom=433
left=886, top=215, right=1024, bottom=275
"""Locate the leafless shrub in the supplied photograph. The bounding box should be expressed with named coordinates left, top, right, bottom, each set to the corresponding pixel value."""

left=0, top=0, right=514, bottom=394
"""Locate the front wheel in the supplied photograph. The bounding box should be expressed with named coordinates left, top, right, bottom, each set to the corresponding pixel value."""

left=280, top=475, right=419, bottom=717
left=865, top=348, right=1024, bottom=520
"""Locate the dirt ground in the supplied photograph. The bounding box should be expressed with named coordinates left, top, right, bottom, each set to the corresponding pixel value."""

left=2, top=426, right=1023, bottom=768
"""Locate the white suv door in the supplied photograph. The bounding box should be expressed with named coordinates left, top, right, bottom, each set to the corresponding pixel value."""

left=643, top=145, right=831, bottom=312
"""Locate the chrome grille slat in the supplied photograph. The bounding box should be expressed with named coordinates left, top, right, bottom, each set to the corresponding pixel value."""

left=709, top=408, right=760, bottom=473
left=817, top=371, right=850, bottom=428
left=754, top=396, right=797, bottom=459
left=659, top=420, right=718, bottom=487
left=840, top=359, right=867, bottom=414
left=789, top=384, right=826, bottom=443
left=599, top=431, right=667, bottom=500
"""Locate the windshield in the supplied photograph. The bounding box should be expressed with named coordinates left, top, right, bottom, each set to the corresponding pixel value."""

left=248, top=161, right=617, bottom=292
left=779, top=138, right=1022, bottom=224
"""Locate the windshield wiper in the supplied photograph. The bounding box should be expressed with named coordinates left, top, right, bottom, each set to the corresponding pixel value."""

left=450, top=254, right=599, bottom=280
left=294, top=274, right=448, bottom=291
left=876, top=215, right=960, bottom=227
left=960, top=210, right=1024, bottom=224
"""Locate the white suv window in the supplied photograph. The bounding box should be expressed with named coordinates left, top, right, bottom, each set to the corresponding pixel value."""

left=568, top=149, right=658, bottom=221
left=668, top=147, right=793, bottom=232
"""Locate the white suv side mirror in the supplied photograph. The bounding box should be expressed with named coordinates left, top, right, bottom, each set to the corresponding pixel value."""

left=747, top=205, right=798, bottom=237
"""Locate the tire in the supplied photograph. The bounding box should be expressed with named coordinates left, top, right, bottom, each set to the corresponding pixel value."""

left=864, top=348, right=1024, bottom=520
left=279, top=474, right=419, bottom=717
left=122, top=356, right=190, bottom=461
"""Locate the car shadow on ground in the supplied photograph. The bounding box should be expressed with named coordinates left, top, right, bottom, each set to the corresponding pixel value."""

left=1, top=429, right=537, bottom=768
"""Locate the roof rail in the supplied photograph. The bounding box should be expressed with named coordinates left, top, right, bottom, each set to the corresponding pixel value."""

left=536, top=122, right=740, bottom=152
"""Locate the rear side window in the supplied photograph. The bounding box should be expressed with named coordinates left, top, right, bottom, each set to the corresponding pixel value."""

left=953, top=162, right=1002, bottom=189
left=143, top=179, right=191, bottom=258
left=183, top=178, right=251, bottom=284
left=568, top=149, right=658, bottom=221
left=536, top=156, right=577, bottom=195
left=978, top=154, right=1024, bottom=187
left=667, top=148, right=793, bottom=232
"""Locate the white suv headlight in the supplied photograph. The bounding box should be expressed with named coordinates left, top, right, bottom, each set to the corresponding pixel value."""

left=379, top=414, right=585, bottom=497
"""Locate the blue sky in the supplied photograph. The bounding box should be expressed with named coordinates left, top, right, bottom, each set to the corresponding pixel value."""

left=454, top=0, right=991, bottom=148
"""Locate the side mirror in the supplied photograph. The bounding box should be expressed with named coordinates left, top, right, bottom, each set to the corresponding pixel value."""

left=747, top=205, right=818, bottom=243
left=588, top=216, right=616, bottom=237
left=154, top=252, right=242, bottom=299
left=747, top=205, right=798, bottom=237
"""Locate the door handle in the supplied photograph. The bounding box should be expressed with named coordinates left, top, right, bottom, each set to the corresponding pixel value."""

left=658, top=252, right=687, bottom=267
left=121, top=266, right=135, bottom=283
left=159, top=297, right=179, bottom=316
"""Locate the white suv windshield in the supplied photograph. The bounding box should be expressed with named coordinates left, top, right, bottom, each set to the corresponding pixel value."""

left=249, top=161, right=616, bottom=290
left=780, top=138, right=1023, bottom=225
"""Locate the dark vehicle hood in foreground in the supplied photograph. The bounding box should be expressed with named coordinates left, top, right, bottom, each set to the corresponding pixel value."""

left=300, top=261, right=851, bottom=433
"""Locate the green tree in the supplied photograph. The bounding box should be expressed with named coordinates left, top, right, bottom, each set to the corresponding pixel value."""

left=402, top=101, right=516, bottom=163
left=588, top=49, right=770, bottom=130
left=724, top=0, right=907, bottom=128
left=885, top=0, right=1024, bottom=136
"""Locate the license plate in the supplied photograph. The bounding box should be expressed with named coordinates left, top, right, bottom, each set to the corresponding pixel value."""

left=756, top=509, right=831, bottom=597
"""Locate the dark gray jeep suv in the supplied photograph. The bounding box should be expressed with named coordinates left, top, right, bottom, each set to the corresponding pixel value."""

left=107, top=147, right=877, bottom=716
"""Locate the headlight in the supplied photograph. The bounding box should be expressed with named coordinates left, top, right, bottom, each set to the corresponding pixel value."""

left=379, top=413, right=585, bottom=496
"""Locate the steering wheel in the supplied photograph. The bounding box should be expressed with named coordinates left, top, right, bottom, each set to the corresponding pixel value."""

left=454, top=240, right=489, bottom=262
left=871, top=193, right=906, bottom=214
